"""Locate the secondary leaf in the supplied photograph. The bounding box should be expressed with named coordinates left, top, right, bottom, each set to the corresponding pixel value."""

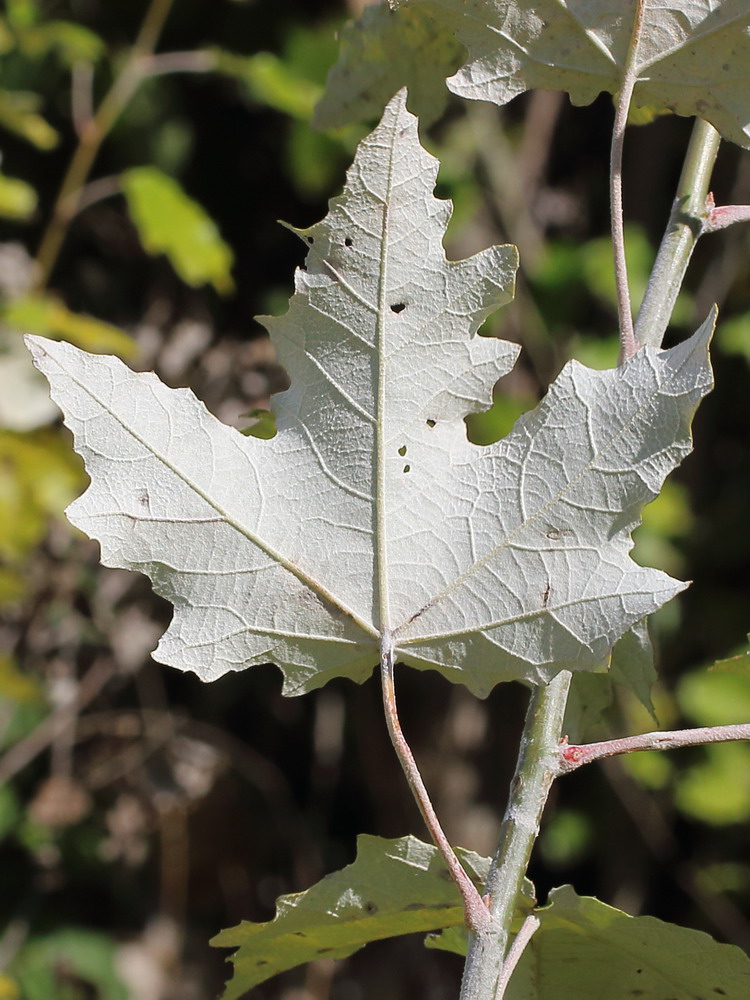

left=395, top=0, right=750, bottom=149
left=121, top=167, right=235, bottom=294
left=0, top=90, right=57, bottom=149
left=565, top=620, right=656, bottom=742
left=28, top=91, right=711, bottom=696
left=0, top=168, right=36, bottom=220
left=3, top=294, right=135, bottom=359
left=504, top=885, right=750, bottom=999
left=212, top=834, right=533, bottom=997
left=313, top=2, right=465, bottom=130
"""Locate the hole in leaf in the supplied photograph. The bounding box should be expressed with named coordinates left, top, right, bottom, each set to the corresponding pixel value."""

left=344, top=237, right=353, bottom=247
left=403, top=464, right=411, bottom=473
left=398, top=445, right=407, bottom=457
left=426, top=419, right=436, bottom=428
left=306, top=236, right=314, bottom=244
left=390, top=303, right=406, bottom=313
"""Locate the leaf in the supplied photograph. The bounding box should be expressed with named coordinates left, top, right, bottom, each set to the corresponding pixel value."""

left=28, top=92, right=712, bottom=696
left=0, top=90, right=57, bottom=149
left=2, top=294, right=136, bottom=359
left=214, top=48, right=322, bottom=120
left=0, top=169, right=37, bottom=220
left=212, top=834, right=534, bottom=996
left=313, top=2, right=465, bottom=129
left=120, top=166, right=235, bottom=294
left=396, top=0, right=750, bottom=149
left=564, top=620, right=656, bottom=742
left=710, top=636, right=750, bottom=675
left=673, top=668, right=750, bottom=824
left=504, top=885, right=750, bottom=1000
left=10, top=928, right=128, bottom=1000
left=22, top=20, right=105, bottom=65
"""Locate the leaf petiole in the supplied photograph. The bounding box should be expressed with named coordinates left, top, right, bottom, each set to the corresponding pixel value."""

left=379, top=634, right=493, bottom=934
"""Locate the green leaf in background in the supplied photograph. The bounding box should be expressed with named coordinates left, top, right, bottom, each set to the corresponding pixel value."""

left=502, top=885, right=750, bottom=999
left=673, top=667, right=750, bottom=824
left=396, top=0, right=750, bottom=149
left=716, top=313, right=750, bottom=364
left=212, top=834, right=533, bottom=997
left=17, top=19, right=105, bottom=65
left=10, top=928, right=128, bottom=1000
left=0, top=428, right=84, bottom=601
left=121, top=166, right=234, bottom=295
left=2, top=295, right=135, bottom=358
left=710, top=644, right=750, bottom=675
left=314, top=1, right=465, bottom=130
left=0, top=168, right=36, bottom=219
left=214, top=25, right=356, bottom=199
left=0, top=90, right=57, bottom=149
left=214, top=49, right=321, bottom=121
left=238, top=407, right=277, bottom=439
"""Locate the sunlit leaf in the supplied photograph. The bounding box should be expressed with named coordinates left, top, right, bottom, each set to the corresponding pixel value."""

left=28, top=92, right=712, bottom=696
left=314, top=2, right=465, bottom=129
left=395, top=0, right=750, bottom=149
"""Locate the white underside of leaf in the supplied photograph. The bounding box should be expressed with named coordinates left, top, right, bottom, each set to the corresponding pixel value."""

left=28, top=91, right=713, bottom=696
left=401, top=0, right=750, bottom=149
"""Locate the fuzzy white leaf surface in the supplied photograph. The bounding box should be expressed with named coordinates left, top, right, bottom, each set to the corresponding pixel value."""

left=395, top=0, right=750, bottom=149
left=28, top=92, right=712, bottom=696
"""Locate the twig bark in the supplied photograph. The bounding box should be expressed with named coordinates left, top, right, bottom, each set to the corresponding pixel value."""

left=459, top=671, right=572, bottom=1000
left=0, top=659, right=115, bottom=784
left=558, top=723, right=750, bottom=774
left=33, top=0, right=178, bottom=288
left=634, top=117, right=720, bottom=349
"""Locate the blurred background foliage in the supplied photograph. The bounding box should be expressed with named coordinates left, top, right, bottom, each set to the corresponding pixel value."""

left=1, top=1, right=750, bottom=998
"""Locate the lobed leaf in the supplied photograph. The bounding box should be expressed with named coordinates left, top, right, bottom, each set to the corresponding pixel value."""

left=313, top=2, right=465, bottom=130
left=212, top=834, right=533, bottom=996
left=28, top=92, right=712, bottom=696
left=318, top=2, right=750, bottom=142
left=504, top=885, right=750, bottom=999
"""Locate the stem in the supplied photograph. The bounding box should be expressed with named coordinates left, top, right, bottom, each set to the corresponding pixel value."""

left=611, top=0, right=646, bottom=364
left=33, top=0, right=178, bottom=289
left=494, top=915, right=540, bottom=1000
left=380, top=635, right=493, bottom=934
left=634, top=118, right=721, bottom=349
left=703, top=201, right=750, bottom=233
left=138, top=49, right=216, bottom=78
left=559, top=722, right=750, bottom=773
left=0, top=660, right=115, bottom=784
left=459, top=670, right=572, bottom=1000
